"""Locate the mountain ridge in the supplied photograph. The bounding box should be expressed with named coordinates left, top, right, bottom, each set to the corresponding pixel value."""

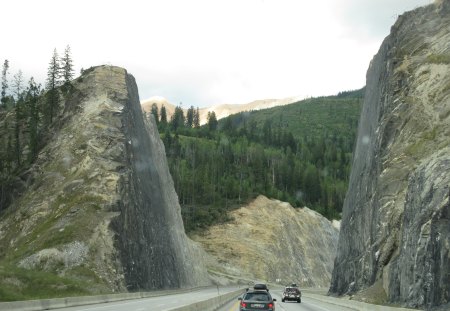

left=141, top=95, right=304, bottom=125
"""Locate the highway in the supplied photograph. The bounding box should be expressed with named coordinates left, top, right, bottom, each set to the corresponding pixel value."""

left=218, top=289, right=356, bottom=311
left=3, top=286, right=420, bottom=311
left=46, top=286, right=241, bottom=311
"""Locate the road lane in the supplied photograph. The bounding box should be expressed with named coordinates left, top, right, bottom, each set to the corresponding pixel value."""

left=47, top=287, right=241, bottom=311
left=218, top=289, right=356, bottom=311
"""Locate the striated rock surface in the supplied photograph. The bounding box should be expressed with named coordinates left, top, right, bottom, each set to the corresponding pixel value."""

left=330, top=1, right=450, bottom=309
left=192, top=195, right=339, bottom=287
left=0, top=66, right=209, bottom=295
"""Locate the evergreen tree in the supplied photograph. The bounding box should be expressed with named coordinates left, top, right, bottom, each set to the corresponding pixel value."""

left=12, top=70, right=23, bottom=102
left=45, top=48, right=60, bottom=124
left=303, top=165, right=321, bottom=204
left=186, top=105, right=195, bottom=128
left=1, top=60, right=9, bottom=107
left=61, top=45, right=74, bottom=84
left=14, top=100, right=22, bottom=167
left=193, top=107, right=200, bottom=128
left=150, top=103, right=159, bottom=124
left=222, top=117, right=233, bottom=133
left=207, top=111, right=218, bottom=131
left=160, top=105, right=167, bottom=125
left=26, top=77, right=41, bottom=162
left=171, top=105, right=185, bottom=131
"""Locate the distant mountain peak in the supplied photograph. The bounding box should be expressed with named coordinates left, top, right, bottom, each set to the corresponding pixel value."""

left=141, top=95, right=304, bottom=125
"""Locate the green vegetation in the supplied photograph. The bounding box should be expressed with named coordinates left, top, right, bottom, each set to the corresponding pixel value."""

left=2, top=194, right=104, bottom=262
left=405, top=126, right=439, bottom=158
left=153, top=89, right=363, bottom=232
left=0, top=192, right=109, bottom=300
left=0, top=46, right=74, bottom=213
left=426, top=53, right=450, bottom=64
left=0, top=264, right=90, bottom=301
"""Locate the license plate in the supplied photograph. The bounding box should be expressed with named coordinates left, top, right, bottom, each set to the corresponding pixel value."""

left=251, top=303, right=264, bottom=308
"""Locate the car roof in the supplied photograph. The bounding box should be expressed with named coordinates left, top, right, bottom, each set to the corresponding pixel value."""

left=247, top=289, right=270, bottom=293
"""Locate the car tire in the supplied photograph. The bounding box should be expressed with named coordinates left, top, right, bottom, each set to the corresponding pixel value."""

left=282, top=299, right=285, bottom=302
left=298, top=298, right=301, bottom=303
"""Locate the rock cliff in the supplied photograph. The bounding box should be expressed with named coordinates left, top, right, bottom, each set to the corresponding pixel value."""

left=0, top=66, right=209, bottom=296
left=330, top=1, right=450, bottom=309
left=192, top=195, right=339, bottom=287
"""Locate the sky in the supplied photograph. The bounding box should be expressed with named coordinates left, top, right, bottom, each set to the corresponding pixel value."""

left=1, top=0, right=433, bottom=108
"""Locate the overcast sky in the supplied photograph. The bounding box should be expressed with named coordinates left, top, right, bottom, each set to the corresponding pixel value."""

left=1, top=0, right=432, bottom=107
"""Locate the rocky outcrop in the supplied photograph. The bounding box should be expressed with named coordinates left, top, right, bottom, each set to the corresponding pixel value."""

left=0, top=66, right=209, bottom=295
left=330, top=1, right=450, bottom=309
left=112, top=71, right=209, bottom=289
left=192, top=195, right=339, bottom=287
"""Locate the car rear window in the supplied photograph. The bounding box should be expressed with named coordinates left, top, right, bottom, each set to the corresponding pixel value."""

left=286, top=288, right=299, bottom=293
left=244, top=292, right=271, bottom=301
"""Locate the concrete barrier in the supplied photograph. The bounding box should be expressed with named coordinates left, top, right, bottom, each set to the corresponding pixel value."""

left=169, top=289, right=243, bottom=311
left=0, top=286, right=235, bottom=311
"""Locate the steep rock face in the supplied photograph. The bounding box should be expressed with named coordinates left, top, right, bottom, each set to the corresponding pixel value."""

left=0, top=66, right=209, bottom=294
left=192, top=195, right=339, bottom=287
left=112, top=72, right=209, bottom=289
left=330, top=1, right=450, bottom=309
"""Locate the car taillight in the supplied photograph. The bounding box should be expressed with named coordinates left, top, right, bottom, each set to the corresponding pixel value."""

left=268, top=303, right=273, bottom=308
left=240, top=301, right=247, bottom=307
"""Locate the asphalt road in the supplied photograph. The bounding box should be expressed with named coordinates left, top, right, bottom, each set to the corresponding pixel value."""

left=218, top=289, right=356, bottom=311
left=47, top=286, right=241, bottom=311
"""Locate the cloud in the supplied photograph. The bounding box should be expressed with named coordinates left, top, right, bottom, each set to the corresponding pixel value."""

left=332, top=0, right=433, bottom=39
left=0, top=0, right=433, bottom=107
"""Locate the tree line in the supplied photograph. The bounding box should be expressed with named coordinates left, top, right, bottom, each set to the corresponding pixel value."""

left=0, top=46, right=74, bottom=212
left=148, top=96, right=361, bottom=233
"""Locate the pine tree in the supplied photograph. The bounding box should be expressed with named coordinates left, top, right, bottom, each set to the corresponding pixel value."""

left=159, top=104, right=168, bottom=131
left=150, top=103, right=159, bottom=124
left=61, top=45, right=74, bottom=84
left=26, top=77, right=41, bottom=162
left=207, top=111, right=218, bottom=131
left=171, top=105, right=185, bottom=131
left=193, top=107, right=200, bottom=128
left=12, top=70, right=23, bottom=102
left=45, top=48, right=60, bottom=124
left=14, top=100, right=22, bottom=167
left=186, top=105, right=195, bottom=128
left=1, top=60, right=9, bottom=107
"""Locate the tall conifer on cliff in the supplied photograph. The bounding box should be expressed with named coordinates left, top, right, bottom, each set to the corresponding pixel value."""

left=45, top=48, right=60, bottom=124
left=1, top=60, right=9, bottom=107
left=61, top=45, right=74, bottom=85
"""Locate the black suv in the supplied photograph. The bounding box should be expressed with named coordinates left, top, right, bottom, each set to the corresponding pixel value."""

left=281, top=286, right=301, bottom=303
left=253, top=283, right=269, bottom=291
left=238, top=289, right=276, bottom=311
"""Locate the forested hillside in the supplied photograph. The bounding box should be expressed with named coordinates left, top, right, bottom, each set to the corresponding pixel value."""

left=149, top=89, right=363, bottom=232
left=0, top=47, right=74, bottom=212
